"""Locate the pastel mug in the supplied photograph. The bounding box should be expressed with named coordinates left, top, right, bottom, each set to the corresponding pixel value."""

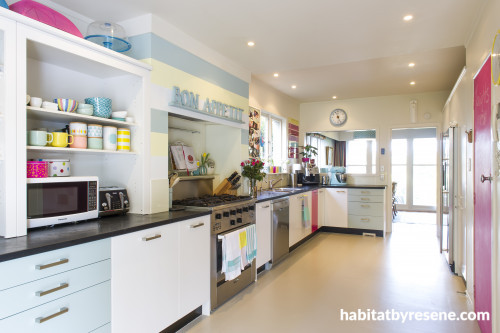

left=117, top=128, right=131, bottom=151
left=28, top=130, right=53, bottom=146
left=50, top=132, right=74, bottom=148
left=69, top=135, right=87, bottom=149
left=88, top=124, right=103, bottom=138
left=87, top=137, right=103, bottom=150
left=103, top=126, right=117, bottom=151
left=69, top=122, right=87, bottom=136
left=29, top=97, right=42, bottom=108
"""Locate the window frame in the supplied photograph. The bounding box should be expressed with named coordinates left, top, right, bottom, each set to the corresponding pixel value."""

left=259, top=111, right=287, bottom=167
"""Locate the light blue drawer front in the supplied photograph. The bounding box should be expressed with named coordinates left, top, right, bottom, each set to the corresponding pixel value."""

left=348, top=202, right=384, bottom=217
left=90, top=323, right=111, bottom=333
left=0, top=239, right=110, bottom=291
left=0, top=280, right=111, bottom=333
left=348, top=195, right=383, bottom=203
left=0, top=259, right=110, bottom=319
left=348, top=188, right=384, bottom=197
left=348, top=215, right=384, bottom=230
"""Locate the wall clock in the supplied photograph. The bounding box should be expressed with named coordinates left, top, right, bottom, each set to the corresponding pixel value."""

left=492, top=29, right=500, bottom=85
left=330, top=108, right=347, bottom=127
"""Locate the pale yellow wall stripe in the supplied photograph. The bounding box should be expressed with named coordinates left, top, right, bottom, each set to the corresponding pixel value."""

left=150, top=132, right=169, bottom=156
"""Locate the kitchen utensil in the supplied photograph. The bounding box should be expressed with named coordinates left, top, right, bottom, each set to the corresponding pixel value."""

left=88, top=124, right=103, bottom=138
left=41, top=159, right=71, bottom=177
left=169, top=173, right=179, bottom=187
left=85, top=97, right=112, bottom=118
left=170, top=177, right=181, bottom=188
left=41, top=101, right=58, bottom=110
left=87, top=137, right=103, bottom=150
left=27, top=161, right=48, bottom=178
left=112, top=111, right=127, bottom=118
left=29, top=97, right=42, bottom=108
left=85, top=22, right=131, bottom=52
left=50, top=132, right=73, bottom=148
left=69, top=122, right=87, bottom=136
left=28, top=130, right=53, bottom=146
left=103, top=126, right=117, bottom=151
left=117, top=128, right=130, bottom=151
left=214, top=171, right=238, bottom=195
left=54, top=98, right=78, bottom=112
left=70, top=135, right=87, bottom=149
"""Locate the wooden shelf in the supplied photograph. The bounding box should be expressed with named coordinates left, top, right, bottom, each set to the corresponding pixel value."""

left=178, top=175, right=218, bottom=181
left=27, top=146, right=136, bottom=155
left=27, top=107, right=137, bottom=126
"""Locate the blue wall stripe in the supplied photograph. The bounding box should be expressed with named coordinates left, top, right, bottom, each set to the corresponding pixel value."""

left=127, top=33, right=249, bottom=99
left=151, top=108, right=169, bottom=134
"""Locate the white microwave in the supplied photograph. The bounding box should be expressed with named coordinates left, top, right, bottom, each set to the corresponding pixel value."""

left=27, top=176, right=99, bottom=228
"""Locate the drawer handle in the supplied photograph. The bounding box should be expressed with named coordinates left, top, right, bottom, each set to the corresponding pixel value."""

left=36, top=258, right=69, bottom=270
left=142, top=234, right=161, bottom=241
left=190, top=222, right=205, bottom=229
left=361, top=204, right=370, bottom=208
left=36, top=283, right=69, bottom=297
left=336, top=191, right=345, bottom=193
left=36, top=307, right=69, bottom=324
left=360, top=218, right=370, bottom=222
left=262, top=205, right=270, bottom=208
left=361, top=191, right=370, bottom=194
left=361, top=198, right=370, bottom=201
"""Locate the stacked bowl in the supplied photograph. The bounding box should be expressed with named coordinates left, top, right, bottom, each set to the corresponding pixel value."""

left=85, top=97, right=112, bottom=118
left=87, top=124, right=103, bottom=149
left=76, top=103, right=94, bottom=116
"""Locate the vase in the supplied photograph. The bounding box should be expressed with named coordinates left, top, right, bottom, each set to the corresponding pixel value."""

left=199, top=165, right=207, bottom=175
left=249, top=178, right=257, bottom=198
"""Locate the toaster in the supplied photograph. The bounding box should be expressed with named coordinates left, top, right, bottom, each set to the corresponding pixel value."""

left=99, top=187, right=130, bottom=216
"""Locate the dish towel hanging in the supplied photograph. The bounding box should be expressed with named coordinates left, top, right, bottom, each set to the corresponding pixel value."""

left=221, top=230, right=242, bottom=281
left=239, top=228, right=248, bottom=269
left=245, top=224, right=257, bottom=263
left=302, top=197, right=311, bottom=228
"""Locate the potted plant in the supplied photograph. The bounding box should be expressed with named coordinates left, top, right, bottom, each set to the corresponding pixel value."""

left=299, top=145, right=318, bottom=163
left=241, top=158, right=266, bottom=198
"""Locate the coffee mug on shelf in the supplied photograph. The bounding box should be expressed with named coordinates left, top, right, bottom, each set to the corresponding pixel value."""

left=50, top=132, right=74, bottom=148
left=88, top=124, right=103, bottom=138
left=103, top=126, right=117, bottom=151
left=117, top=128, right=130, bottom=151
left=69, top=135, right=87, bottom=149
left=87, top=137, right=103, bottom=150
left=69, top=122, right=87, bottom=136
left=27, top=130, right=53, bottom=146
left=29, top=97, right=42, bottom=108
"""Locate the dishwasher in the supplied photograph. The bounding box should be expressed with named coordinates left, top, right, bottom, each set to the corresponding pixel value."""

left=272, top=197, right=289, bottom=265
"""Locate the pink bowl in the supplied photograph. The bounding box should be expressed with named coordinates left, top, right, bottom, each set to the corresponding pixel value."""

left=27, top=161, right=48, bottom=178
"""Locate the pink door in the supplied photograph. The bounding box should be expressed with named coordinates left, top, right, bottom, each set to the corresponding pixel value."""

left=474, top=56, right=492, bottom=333
left=311, top=190, right=318, bottom=232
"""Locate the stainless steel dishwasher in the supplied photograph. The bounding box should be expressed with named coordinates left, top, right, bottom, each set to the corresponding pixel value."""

left=272, top=197, right=289, bottom=265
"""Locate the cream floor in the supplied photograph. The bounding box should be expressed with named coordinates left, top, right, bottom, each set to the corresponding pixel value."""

left=181, top=223, right=480, bottom=333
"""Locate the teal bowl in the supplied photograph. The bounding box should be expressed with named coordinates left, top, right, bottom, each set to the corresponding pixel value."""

left=85, top=97, right=112, bottom=118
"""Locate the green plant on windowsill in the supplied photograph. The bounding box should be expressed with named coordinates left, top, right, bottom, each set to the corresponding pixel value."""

left=299, top=145, right=318, bottom=162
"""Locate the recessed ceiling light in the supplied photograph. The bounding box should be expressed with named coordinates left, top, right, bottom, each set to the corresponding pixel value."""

left=332, top=96, right=337, bottom=99
left=291, top=85, right=297, bottom=89
left=247, top=41, right=255, bottom=47
left=410, top=81, right=416, bottom=85
left=408, top=62, right=415, bottom=67
left=403, top=15, right=413, bottom=21
left=273, top=73, right=279, bottom=77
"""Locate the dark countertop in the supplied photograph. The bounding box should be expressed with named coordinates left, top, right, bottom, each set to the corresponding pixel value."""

left=256, top=184, right=387, bottom=203
left=0, top=210, right=211, bottom=263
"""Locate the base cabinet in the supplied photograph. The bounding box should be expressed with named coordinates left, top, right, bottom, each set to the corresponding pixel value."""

left=348, top=189, right=385, bottom=233
left=256, top=202, right=272, bottom=268
left=289, top=192, right=312, bottom=247
left=324, top=188, right=348, bottom=227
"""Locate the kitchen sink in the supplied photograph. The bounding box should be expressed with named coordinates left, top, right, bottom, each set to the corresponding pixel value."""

left=271, top=188, right=296, bottom=193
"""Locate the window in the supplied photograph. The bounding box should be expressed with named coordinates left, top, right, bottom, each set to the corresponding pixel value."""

left=346, top=138, right=376, bottom=174
left=259, top=112, right=286, bottom=166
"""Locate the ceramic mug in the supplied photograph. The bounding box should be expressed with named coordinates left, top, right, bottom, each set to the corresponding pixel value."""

left=29, top=97, right=42, bottom=108
left=69, top=135, right=87, bottom=149
left=28, top=130, right=53, bottom=146
left=50, top=132, right=74, bottom=148
left=69, top=122, right=87, bottom=136
left=103, top=126, right=117, bottom=151
left=117, top=128, right=130, bottom=151
left=87, top=137, right=103, bottom=150
left=88, top=124, right=103, bottom=138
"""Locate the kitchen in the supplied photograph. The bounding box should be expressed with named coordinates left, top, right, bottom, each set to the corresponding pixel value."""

left=0, top=0, right=498, bottom=333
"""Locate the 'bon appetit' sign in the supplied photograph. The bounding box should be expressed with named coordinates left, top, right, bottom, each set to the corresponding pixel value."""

left=169, top=86, right=244, bottom=123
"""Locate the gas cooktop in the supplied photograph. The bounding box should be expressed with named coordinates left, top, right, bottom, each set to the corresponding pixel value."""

left=172, top=194, right=252, bottom=208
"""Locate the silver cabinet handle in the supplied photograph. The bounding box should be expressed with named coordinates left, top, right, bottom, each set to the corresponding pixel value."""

left=361, top=191, right=369, bottom=194
left=360, top=218, right=370, bottom=222
left=481, top=174, right=493, bottom=183
left=36, top=283, right=69, bottom=297
left=142, top=234, right=161, bottom=241
left=361, top=204, right=370, bottom=208
left=36, top=258, right=69, bottom=270
left=337, top=191, right=345, bottom=193
left=361, top=198, right=370, bottom=201
left=190, top=222, right=205, bottom=229
left=36, top=307, right=69, bottom=324
left=262, top=205, right=270, bottom=208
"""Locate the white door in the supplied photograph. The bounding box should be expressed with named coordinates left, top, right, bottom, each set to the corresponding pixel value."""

left=256, top=202, right=272, bottom=267
left=324, top=188, right=348, bottom=227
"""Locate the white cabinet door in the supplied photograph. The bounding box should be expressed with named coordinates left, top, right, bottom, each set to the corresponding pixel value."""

left=318, top=189, right=325, bottom=228
left=179, top=216, right=210, bottom=317
left=111, top=223, right=179, bottom=333
left=256, top=201, right=272, bottom=267
left=324, top=188, right=348, bottom=227
left=289, top=194, right=301, bottom=247
left=303, top=192, right=312, bottom=238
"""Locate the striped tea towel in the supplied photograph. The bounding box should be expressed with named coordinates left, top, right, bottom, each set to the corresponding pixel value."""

left=245, top=224, right=257, bottom=263
left=302, top=198, right=311, bottom=228
left=239, top=229, right=248, bottom=269
left=222, top=230, right=242, bottom=281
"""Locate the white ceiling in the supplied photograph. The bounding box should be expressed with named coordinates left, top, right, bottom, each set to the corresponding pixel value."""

left=44, top=0, right=484, bottom=102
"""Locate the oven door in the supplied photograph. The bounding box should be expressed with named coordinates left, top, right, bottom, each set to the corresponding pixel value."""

left=216, top=223, right=254, bottom=283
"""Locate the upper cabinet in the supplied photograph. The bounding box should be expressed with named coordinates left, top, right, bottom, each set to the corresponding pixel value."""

left=0, top=11, right=152, bottom=237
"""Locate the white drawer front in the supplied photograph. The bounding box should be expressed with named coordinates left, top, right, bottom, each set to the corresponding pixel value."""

left=348, top=195, right=383, bottom=203
left=0, top=259, right=110, bottom=319
left=0, top=239, right=110, bottom=291
left=0, top=280, right=111, bottom=333
left=348, top=202, right=384, bottom=217
left=348, top=188, right=384, bottom=197
left=348, top=215, right=384, bottom=230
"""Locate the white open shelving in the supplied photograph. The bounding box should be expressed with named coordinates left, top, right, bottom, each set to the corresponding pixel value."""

left=27, top=146, right=137, bottom=155
left=27, top=107, right=137, bottom=126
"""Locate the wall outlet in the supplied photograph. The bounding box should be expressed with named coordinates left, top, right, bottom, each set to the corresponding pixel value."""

left=380, top=173, right=385, bottom=181
left=380, top=165, right=385, bottom=172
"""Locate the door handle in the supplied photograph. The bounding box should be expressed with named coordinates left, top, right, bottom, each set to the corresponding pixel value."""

left=481, top=174, right=493, bottom=183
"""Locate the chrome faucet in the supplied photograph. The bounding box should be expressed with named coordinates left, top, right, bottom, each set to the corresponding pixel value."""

left=266, top=177, right=283, bottom=190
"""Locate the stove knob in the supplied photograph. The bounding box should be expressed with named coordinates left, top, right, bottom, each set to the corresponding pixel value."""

left=230, top=210, right=236, bottom=215
left=230, top=219, right=236, bottom=225
left=237, top=208, right=242, bottom=214
left=248, top=206, right=255, bottom=211
left=237, top=218, right=242, bottom=223
left=215, top=213, right=222, bottom=219
left=243, top=207, right=249, bottom=212
left=223, top=212, right=230, bottom=217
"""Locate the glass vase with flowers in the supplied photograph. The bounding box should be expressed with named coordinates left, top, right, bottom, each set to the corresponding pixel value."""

left=241, top=158, right=266, bottom=198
